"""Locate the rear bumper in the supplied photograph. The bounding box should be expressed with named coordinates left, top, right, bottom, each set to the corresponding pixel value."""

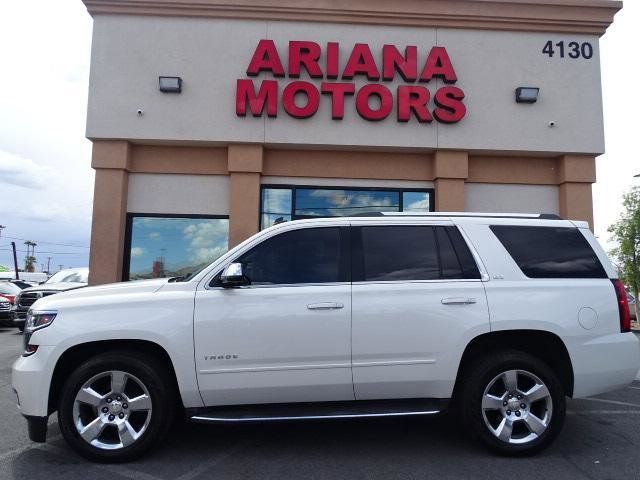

left=571, top=332, right=640, bottom=398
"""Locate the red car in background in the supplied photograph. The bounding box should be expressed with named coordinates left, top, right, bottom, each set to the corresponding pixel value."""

left=0, top=281, right=24, bottom=327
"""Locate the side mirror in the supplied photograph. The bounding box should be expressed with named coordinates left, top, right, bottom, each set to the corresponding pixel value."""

left=220, top=263, right=249, bottom=288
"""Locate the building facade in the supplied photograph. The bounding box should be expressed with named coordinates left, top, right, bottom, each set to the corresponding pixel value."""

left=82, top=0, right=621, bottom=285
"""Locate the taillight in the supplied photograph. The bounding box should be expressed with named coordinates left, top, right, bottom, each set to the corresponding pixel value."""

left=611, top=279, right=631, bottom=333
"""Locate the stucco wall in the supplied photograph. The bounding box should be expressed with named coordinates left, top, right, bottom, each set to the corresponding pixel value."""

left=465, top=183, right=560, bottom=214
left=87, top=15, right=604, bottom=154
left=127, top=173, right=230, bottom=215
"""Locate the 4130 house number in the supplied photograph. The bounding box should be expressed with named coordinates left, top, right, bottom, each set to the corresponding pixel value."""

left=542, top=40, right=594, bottom=59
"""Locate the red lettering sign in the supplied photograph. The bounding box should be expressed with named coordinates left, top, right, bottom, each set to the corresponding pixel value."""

left=420, top=47, right=458, bottom=83
left=397, top=86, right=432, bottom=123
left=237, top=41, right=466, bottom=125
left=433, top=86, right=466, bottom=123
left=356, top=84, right=393, bottom=121
left=282, top=81, right=321, bottom=118
left=321, top=82, right=356, bottom=120
left=246, top=40, right=285, bottom=77
left=383, top=45, right=417, bottom=82
left=343, top=43, right=381, bottom=81
left=236, top=79, right=278, bottom=117
left=288, top=41, right=323, bottom=79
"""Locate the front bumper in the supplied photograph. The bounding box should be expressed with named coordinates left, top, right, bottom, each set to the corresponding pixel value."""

left=24, top=415, right=48, bottom=442
left=12, top=345, right=56, bottom=417
left=11, top=307, right=27, bottom=327
left=0, top=310, right=12, bottom=327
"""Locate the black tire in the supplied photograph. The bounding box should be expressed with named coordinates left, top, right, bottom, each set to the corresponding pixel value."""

left=17, top=326, right=24, bottom=333
left=459, top=350, right=566, bottom=456
left=58, top=350, right=176, bottom=462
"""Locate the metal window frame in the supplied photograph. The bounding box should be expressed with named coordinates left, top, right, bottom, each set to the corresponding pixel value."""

left=259, top=184, right=436, bottom=229
left=122, top=212, right=230, bottom=282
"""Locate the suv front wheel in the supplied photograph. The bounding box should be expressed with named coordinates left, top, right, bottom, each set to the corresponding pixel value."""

left=58, top=351, right=175, bottom=462
left=460, top=350, right=566, bottom=455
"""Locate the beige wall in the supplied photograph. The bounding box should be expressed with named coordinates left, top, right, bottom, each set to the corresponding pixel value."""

left=87, top=15, right=606, bottom=155
left=127, top=173, right=230, bottom=215
left=465, top=184, right=560, bottom=214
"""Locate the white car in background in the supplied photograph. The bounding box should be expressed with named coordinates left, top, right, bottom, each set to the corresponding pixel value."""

left=11, top=268, right=88, bottom=332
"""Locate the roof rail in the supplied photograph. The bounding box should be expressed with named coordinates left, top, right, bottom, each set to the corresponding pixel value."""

left=351, top=212, right=562, bottom=220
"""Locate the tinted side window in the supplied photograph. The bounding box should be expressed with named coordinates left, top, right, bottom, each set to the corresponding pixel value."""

left=444, top=226, right=482, bottom=279
left=490, top=225, right=607, bottom=279
left=361, top=226, right=439, bottom=281
left=436, top=227, right=463, bottom=279
left=237, top=228, right=344, bottom=285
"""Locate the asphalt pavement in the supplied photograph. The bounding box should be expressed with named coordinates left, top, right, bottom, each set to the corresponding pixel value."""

left=0, top=327, right=639, bottom=480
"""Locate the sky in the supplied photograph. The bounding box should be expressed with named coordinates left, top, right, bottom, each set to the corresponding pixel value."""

left=0, top=0, right=638, bottom=273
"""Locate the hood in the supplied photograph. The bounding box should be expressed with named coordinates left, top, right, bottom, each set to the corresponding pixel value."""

left=20, top=282, right=88, bottom=293
left=30, top=278, right=171, bottom=310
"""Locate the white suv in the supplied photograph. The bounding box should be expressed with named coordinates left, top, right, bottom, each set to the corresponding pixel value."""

left=12, top=213, right=640, bottom=462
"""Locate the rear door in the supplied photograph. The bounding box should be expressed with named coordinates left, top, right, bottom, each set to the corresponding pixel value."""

left=351, top=221, right=490, bottom=400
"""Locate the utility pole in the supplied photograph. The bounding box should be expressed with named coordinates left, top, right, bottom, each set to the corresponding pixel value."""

left=46, top=257, right=52, bottom=274
left=0, top=225, right=5, bottom=240
left=58, top=264, right=64, bottom=271
left=11, top=242, right=19, bottom=280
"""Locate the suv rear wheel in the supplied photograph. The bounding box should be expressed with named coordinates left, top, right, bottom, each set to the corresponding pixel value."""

left=58, top=351, right=175, bottom=462
left=460, top=350, right=566, bottom=455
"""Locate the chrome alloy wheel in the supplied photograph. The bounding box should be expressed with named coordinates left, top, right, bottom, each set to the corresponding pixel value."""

left=72, top=370, right=152, bottom=450
left=481, top=369, right=553, bottom=445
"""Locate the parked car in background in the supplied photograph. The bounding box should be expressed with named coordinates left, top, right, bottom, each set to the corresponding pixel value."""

left=628, top=293, right=637, bottom=320
left=0, top=272, right=49, bottom=284
left=0, top=296, right=12, bottom=327
left=9, top=280, right=39, bottom=289
left=0, top=281, right=23, bottom=305
left=11, top=268, right=88, bottom=332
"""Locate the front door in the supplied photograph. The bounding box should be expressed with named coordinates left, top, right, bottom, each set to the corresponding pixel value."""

left=194, top=225, right=353, bottom=406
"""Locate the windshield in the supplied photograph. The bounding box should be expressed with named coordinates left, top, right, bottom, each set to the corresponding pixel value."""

left=46, top=270, right=88, bottom=284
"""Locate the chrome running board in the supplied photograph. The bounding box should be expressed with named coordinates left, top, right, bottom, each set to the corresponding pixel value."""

left=187, top=399, right=447, bottom=424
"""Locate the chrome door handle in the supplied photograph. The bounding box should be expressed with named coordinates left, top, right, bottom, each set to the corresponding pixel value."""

left=307, top=302, right=344, bottom=310
left=441, top=297, right=477, bottom=305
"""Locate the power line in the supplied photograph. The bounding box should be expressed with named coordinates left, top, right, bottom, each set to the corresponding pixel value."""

left=1, top=235, right=89, bottom=249
left=0, top=248, right=82, bottom=255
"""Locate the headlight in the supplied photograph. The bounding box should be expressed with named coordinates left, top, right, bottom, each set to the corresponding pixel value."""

left=25, top=310, right=57, bottom=332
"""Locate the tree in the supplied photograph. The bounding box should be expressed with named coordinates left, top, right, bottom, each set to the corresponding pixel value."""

left=608, top=186, right=640, bottom=320
left=23, top=240, right=37, bottom=273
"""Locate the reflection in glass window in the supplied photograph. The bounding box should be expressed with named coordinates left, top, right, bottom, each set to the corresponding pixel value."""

left=295, top=189, right=399, bottom=217
left=259, top=186, right=433, bottom=229
left=261, top=188, right=293, bottom=228
left=402, top=191, right=431, bottom=212
left=126, top=216, right=229, bottom=280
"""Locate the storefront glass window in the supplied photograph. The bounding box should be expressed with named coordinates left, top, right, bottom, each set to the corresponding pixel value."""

left=295, top=189, right=399, bottom=217
left=261, top=188, right=293, bottom=228
left=125, top=215, right=229, bottom=280
left=402, top=191, right=431, bottom=212
left=260, top=186, right=433, bottom=229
